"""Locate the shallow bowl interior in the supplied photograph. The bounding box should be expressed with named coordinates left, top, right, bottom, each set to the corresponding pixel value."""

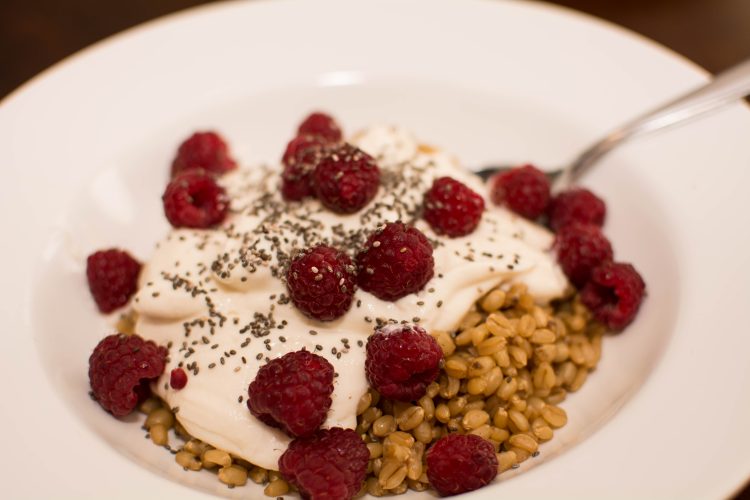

left=31, top=78, right=678, bottom=497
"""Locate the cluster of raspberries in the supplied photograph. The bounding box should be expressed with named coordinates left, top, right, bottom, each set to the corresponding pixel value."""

left=286, top=220, right=435, bottom=321
left=491, top=165, right=645, bottom=330
left=280, top=112, right=379, bottom=215
left=246, top=349, right=368, bottom=499
left=86, top=131, right=242, bottom=313
left=84, top=112, right=649, bottom=499
left=282, top=113, right=486, bottom=234
left=246, top=325, right=495, bottom=498
left=162, top=130, right=237, bottom=229
left=86, top=324, right=496, bottom=498
left=86, top=129, right=244, bottom=415
left=282, top=113, right=491, bottom=321
left=156, top=113, right=494, bottom=324
left=86, top=132, right=243, bottom=416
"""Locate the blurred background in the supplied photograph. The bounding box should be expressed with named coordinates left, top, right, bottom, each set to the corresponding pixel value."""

left=0, top=0, right=749, bottom=496
left=1, top=0, right=749, bottom=99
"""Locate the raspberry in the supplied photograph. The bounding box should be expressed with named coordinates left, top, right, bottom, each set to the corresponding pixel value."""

left=490, top=164, right=550, bottom=219
left=365, top=324, right=442, bottom=401
left=423, top=176, right=485, bottom=237
left=281, top=135, right=327, bottom=201
left=88, top=333, right=168, bottom=417
left=286, top=246, right=356, bottom=321
left=86, top=249, right=141, bottom=313
left=170, top=131, right=236, bottom=177
left=162, top=170, right=229, bottom=228
left=170, top=368, right=188, bottom=390
left=426, top=434, right=498, bottom=496
left=581, top=261, right=646, bottom=330
left=279, top=427, right=369, bottom=500
left=247, top=350, right=334, bottom=437
left=356, top=222, right=434, bottom=301
left=548, top=187, right=606, bottom=231
left=297, top=112, right=343, bottom=143
left=555, top=223, right=613, bottom=288
left=312, top=143, right=380, bottom=214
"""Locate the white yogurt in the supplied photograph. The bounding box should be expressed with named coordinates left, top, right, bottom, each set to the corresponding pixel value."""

left=132, top=126, right=567, bottom=470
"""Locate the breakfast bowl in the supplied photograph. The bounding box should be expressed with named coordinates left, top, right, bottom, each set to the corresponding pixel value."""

left=2, top=0, right=750, bottom=498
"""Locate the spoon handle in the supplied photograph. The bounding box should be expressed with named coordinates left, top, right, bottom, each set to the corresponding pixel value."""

left=560, top=57, right=750, bottom=187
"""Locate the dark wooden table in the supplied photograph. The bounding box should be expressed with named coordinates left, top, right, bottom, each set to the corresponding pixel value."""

left=1, top=0, right=749, bottom=497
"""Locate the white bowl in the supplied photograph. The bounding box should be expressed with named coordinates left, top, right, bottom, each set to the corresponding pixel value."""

left=2, top=0, right=750, bottom=498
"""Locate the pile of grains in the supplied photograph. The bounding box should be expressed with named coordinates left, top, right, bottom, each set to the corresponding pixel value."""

left=355, top=283, right=600, bottom=495
left=135, top=282, right=603, bottom=497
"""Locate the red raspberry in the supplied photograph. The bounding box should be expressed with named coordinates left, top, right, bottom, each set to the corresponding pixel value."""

left=423, top=176, right=485, bottom=237
left=356, top=222, right=434, bottom=301
left=548, top=187, right=606, bottom=231
left=170, top=368, right=188, bottom=390
left=162, top=170, right=229, bottom=228
left=86, top=249, right=141, bottom=313
left=286, top=246, right=356, bottom=321
left=365, top=324, right=442, bottom=401
left=297, top=112, right=343, bottom=143
left=281, top=135, right=327, bottom=201
left=426, top=434, right=498, bottom=496
left=170, top=131, right=236, bottom=177
left=581, top=261, right=646, bottom=330
left=312, top=143, right=380, bottom=214
left=279, top=427, right=369, bottom=500
left=555, top=223, right=613, bottom=288
left=88, top=333, right=168, bottom=417
left=490, top=164, right=550, bottom=219
left=247, top=350, right=334, bottom=437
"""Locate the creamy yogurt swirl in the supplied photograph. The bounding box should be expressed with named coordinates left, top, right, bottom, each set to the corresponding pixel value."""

left=133, top=126, right=567, bottom=470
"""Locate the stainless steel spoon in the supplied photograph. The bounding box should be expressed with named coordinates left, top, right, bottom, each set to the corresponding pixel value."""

left=474, top=57, right=750, bottom=191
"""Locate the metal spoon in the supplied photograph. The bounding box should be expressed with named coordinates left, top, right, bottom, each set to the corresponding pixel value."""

left=474, top=57, right=750, bottom=191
